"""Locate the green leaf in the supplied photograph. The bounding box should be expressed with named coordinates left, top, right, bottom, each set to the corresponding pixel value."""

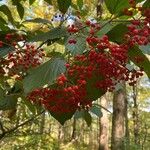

left=86, top=75, right=105, bottom=101
left=0, top=95, right=18, bottom=110
left=107, top=23, right=128, bottom=43
left=65, top=34, right=86, bottom=55
left=30, top=27, right=67, bottom=42
left=24, top=18, right=52, bottom=24
left=0, top=5, right=14, bottom=24
left=105, top=0, right=129, bottom=15
left=83, top=111, right=92, bottom=126
left=49, top=111, right=75, bottom=125
left=16, top=2, right=24, bottom=20
left=12, top=0, right=24, bottom=19
left=128, top=46, right=150, bottom=78
left=57, top=0, right=72, bottom=14
left=0, top=45, right=14, bottom=57
left=105, top=0, right=143, bottom=15
left=90, top=105, right=102, bottom=117
left=23, top=57, right=66, bottom=93
left=29, top=0, right=36, bottom=5
left=96, top=22, right=118, bottom=37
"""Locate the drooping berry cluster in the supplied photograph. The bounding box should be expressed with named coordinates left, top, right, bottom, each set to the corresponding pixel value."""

left=27, top=4, right=149, bottom=114
left=0, top=33, right=45, bottom=77
left=27, top=73, right=92, bottom=114
left=27, top=22, right=145, bottom=114
left=123, top=1, right=150, bottom=46
left=69, top=34, right=143, bottom=91
left=125, top=18, right=150, bottom=46
left=5, top=45, right=44, bottom=76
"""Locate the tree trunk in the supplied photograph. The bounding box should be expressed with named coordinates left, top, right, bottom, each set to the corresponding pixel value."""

left=99, top=95, right=109, bottom=150
left=132, top=84, right=140, bottom=145
left=111, top=85, right=126, bottom=150
left=125, top=95, right=130, bottom=149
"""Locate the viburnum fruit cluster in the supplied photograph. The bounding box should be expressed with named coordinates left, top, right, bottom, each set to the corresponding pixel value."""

left=6, top=45, right=44, bottom=77
left=27, top=12, right=149, bottom=114
left=0, top=33, right=45, bottom=77
left=22, top=2, right=149, bottom=114
left=125, top=10, right=150, bottom=46
left=27, top=79, right=92, bottom=113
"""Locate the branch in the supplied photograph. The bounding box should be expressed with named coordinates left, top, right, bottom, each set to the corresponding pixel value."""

left=94, top=104, right=112, bottom=113
left=0, top=110, right=45, bottom=140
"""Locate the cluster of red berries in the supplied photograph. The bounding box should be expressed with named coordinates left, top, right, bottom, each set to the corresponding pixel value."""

left=66, top=17, right=146, bottom=90
left=27, top=24, right=144, bottom=114
left=0, top=33, right=45, bottom=77
left=27, top=4, right=149, bottom=114
left=124, top=5, right=150, bottom=46
left=67, top=36, right=142, bottom=91
left=5, top=45, right=44, bottom=77
left=125, top=18, right=150, bottom=46
left=27, top=74, right=92, bottom=114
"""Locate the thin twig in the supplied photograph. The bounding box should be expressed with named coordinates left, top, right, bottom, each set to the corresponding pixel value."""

left=0, top=110, right=45, bottom=140
left=37, top=41, right=48, bottom=49
left=94, top=103, right=112, bottom=113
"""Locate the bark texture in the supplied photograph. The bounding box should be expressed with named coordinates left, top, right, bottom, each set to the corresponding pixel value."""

left=111, top=86, right=126, bottom=150
left=99, top=95, right=109, bottom=150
